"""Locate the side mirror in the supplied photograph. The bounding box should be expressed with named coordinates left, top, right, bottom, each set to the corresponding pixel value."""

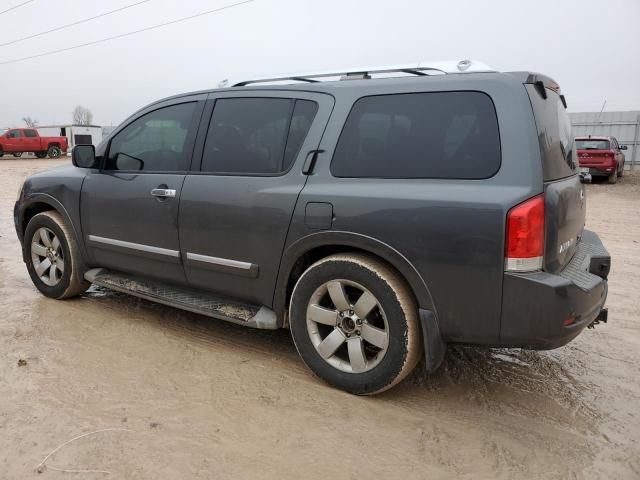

left=72, top=144, right=99, bottom=168
left=620, top=145, right=628, bottom=151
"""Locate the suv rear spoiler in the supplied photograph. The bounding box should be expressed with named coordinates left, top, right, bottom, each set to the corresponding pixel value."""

left=508, top=71, right=567, bottom=108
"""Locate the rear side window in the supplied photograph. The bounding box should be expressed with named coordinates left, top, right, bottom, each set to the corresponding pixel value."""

left=525, top=85, right=576, bottom=181
left=331, top=91, right=501, bottom=179
left=202, top=98, right=317, bottom=175
left=24, top=129, right=38, bottom=138
left=576, top=139, right=610, bottom=150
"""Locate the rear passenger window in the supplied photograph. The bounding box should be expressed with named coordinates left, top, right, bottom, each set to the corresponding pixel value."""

left=331, top=91, right=501, bottom=179
left=202, top=98, right=317, bottom=175
left=24, top=129, right=38, bottom=138
left=284, top=100, right=318, bottom=170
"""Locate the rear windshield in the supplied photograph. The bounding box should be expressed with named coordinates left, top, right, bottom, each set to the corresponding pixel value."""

left=331, top=91, right=501, bottom=179
left=576, top=139, right=610, bottom=150
left=525, top=84, right=577, bottom=181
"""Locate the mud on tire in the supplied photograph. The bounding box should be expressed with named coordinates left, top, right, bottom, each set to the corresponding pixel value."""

left=24, top=211, right=90, bottom=299
left=289, top=253, right=422, bottom=395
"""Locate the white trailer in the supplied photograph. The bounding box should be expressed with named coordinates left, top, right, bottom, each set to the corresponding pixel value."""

left=37, top=124, right=103, bottom=153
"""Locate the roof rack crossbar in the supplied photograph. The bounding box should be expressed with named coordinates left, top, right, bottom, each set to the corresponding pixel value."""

left=232, top=60, right=495, bottom=87
left=401, top=69, right=427, bottom=76
left=290, top=77, right=319, bottom=83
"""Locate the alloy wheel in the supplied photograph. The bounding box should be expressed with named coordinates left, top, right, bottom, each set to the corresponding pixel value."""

left=31, top=227, right=64, bottom=286
left=306, top=279, right=389, bottom=373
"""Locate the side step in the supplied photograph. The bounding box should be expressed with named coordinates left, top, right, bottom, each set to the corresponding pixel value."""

left=84, top=268, right=278, bottom=330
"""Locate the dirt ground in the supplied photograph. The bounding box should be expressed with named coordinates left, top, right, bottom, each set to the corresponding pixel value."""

left=1, top=157, right=639, bottom=479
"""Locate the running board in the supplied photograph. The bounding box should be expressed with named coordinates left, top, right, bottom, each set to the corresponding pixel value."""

left=84, top=268, right=278, bottom=330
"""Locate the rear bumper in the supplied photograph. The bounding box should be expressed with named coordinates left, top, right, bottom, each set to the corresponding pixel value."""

left=581, top=166, right=616, bottom=176
left=500, top=230, right=610, bottom=349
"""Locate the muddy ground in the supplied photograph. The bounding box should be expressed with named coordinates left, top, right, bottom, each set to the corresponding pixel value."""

left=1, top=157, right=638, bottom=479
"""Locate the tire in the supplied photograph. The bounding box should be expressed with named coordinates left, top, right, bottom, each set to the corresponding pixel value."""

left=23, top=211, right=90, bottom=299
left=47, top=145, right=61, bottom=158
left=35, top=151, right=47, bottom=159
left=607, top=171, right=618, bottom=184
left=289, top=253, right=423, bottom=395
left=0, top=147, right=4, bottom=157
left=618, top=163, right=624, bottom=177
left=13, top=152, right=23, bottom=158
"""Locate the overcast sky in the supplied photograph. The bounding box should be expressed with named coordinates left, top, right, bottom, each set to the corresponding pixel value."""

left=1, top=0, right=638, bottom=128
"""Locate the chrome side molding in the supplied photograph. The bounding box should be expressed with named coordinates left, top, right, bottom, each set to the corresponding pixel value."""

left=88, top=235, right=181, bottom=263
left=186, top=252, right=258, bottom=278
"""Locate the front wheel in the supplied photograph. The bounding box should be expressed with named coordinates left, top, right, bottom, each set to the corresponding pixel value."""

left=24, top=211, right=90, bottom=299
left=289, top=253, right=423, bottom=395
left=13, top=152, right=23, bottom=158
left=47, top=146, right=61, bottom=158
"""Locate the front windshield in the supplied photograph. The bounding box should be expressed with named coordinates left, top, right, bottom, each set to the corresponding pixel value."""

left=576, top=139, right=610, bottom=150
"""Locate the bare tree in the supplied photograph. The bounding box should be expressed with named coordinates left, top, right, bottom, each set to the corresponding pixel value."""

left=72, top=105, right=94, bottom=125
left=22, top=116, right=38, bottom=127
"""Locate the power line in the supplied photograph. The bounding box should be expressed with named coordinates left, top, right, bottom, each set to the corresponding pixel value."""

left=0, top=0, right=258, bottom=65
left=0, top=0, right=35, bottom=16
left=0, top=0, right=152, bottom=48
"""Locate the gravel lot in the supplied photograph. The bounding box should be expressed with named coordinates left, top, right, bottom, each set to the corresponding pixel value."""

left=1, top=157, right=639, bottom=479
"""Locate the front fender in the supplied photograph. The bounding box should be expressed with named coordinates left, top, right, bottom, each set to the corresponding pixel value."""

left=17, top=193, right=88, bottom=265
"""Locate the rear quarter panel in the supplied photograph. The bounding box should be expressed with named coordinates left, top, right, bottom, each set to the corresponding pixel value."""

left=287, top=74, right=542, bottom=344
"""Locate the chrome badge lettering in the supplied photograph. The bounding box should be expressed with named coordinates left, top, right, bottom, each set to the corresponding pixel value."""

left=559, top=237, right=575, bottom=254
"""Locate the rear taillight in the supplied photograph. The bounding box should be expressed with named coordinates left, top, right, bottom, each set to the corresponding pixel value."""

left=505, top=195, right=544, bottom=272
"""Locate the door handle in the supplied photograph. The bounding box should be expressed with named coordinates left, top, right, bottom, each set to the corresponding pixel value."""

left=150, top=188, right=176, bottom=198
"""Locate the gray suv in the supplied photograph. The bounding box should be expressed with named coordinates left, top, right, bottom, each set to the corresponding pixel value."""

left=14, top=61, right=610, bottom=394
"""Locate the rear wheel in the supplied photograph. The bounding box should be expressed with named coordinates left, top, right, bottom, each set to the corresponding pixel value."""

left=618, top=163, right=624, bottom=177
left=24, top=211, right=90, bottom=299
left=13, top=152, right=22, bottom=158
left=35, top=151, right=47, bottom=159
left=608, top=171, right=618, bottom=184
left=47, top=146, right=61, bottom=158
left=0, top=147, right=4, bottom=157
left=289, top=253, right=422, bottom=395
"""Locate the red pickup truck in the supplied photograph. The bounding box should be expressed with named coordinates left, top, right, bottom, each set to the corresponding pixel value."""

left=0, top=128, right=68, bottom=159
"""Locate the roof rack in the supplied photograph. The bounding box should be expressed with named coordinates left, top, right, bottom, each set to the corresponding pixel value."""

left=233, top=59, right=495, bottom=87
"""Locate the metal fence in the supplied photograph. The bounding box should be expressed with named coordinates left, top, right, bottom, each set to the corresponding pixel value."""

left=570, top=111, right=640, bottom=169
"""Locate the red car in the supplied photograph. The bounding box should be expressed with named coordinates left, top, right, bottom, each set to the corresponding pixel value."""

left=576, top=135, right=626, bottom=184
left=0, top=128, right=68, bottom=159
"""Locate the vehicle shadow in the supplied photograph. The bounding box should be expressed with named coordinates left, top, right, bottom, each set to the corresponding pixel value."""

left=81, top=285, right=601, bottom=424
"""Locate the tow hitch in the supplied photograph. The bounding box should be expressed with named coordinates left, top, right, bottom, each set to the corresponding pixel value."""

left=588, top=308, right=608, bottom=329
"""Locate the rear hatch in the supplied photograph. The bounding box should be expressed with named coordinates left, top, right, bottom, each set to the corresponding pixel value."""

left=576, top=139, right=614, bottom=167
left=524, top=80, right=586, bottom=274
